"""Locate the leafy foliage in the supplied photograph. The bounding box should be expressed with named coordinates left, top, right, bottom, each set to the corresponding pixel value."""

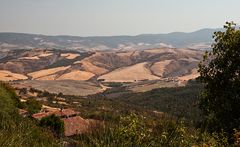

left=73, top=113, right=229, bottom=147
left=199, top=22, right=240, bottom=136
left=26, top=98, right=42, bottom=115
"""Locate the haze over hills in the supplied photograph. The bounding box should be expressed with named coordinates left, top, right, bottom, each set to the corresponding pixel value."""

left=0, top=28, right=214, bottom=95
left=0, top=28, right=219, bottom=51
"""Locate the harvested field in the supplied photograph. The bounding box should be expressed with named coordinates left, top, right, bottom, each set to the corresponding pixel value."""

left=11, top=80, right=104, bottom=96
left=38, top=52, right=53, bottom=57
left=150, top=60, right=172, bottom=77
left=144, top=48, right=177, bottom=54
left=57, top=70, right=95, bottom=81
left=28, top=66, right=70, bottom=79
left=0, top=70, right=28, bottom=81
left=98, top=62, right=160, bottom=82
left=178, top=68, right=199, bottom=81
left=19, top=56, right=40, bottom=60
left=61, top=53, right=80, bottom=59
left=75, top=61, right=108, bottom=75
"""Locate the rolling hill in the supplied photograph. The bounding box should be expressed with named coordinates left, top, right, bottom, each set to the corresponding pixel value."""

left=0, top=28, right=218, bottom=51
left=0, top=47, right=205, bottom=95
left=0, top=48, right=203, bottom=82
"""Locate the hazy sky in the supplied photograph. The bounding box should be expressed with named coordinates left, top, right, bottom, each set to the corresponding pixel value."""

left=0, top=0, right=239, bottom=36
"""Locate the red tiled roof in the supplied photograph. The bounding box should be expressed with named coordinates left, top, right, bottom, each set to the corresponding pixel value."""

left=63, top=116, right=97, bottom=136
left=32, top=109, right=101, bottom=136
left=32, top=112, right=53, bottom=120
left=32, top=109, right=79, bottom=120
left=54, top=109, right=79, bottom=117
left=18, top=109, right=28, bottom=115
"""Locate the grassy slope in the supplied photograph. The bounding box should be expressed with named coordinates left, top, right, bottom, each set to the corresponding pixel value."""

left=0, top=82, right=60, bottom=147
left=11, top=81, right=229, bottom=146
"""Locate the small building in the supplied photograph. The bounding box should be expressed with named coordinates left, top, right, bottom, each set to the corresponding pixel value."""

left=63, top=116, right=101, bottom=136
left=32, top=111, right=53, bottom=120
left=32, top=108, right=79, bottom=120
left=54, top=109, right=80, bottom=118
left=63, top=116, right=89, bottom=136
left=32, top=108, right=101, bottom=136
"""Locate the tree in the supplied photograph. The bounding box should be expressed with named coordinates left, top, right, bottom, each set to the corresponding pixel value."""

left=26, top=99, right=42, bottom=115
left=199, top=22, right=240, bottom=137
left=57, top=92, right=64, bottom=97
left=19, top=88, right=27, bottom=95
left=40, top=114, right=64, bottom=137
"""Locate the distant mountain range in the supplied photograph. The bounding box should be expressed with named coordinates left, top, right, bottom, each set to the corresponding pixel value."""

left=0, top=28, right=220, bottom=51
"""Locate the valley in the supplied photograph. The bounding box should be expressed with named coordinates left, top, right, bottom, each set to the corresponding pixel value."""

left=1, top=0, right=238, bottom=146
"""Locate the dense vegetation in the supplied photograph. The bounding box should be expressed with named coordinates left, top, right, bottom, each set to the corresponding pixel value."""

left=25, top=99, right=42, bottom=115
left=199, top=22, right=240, bottom=140
left=40, top=114, right=64, bottom=137
left=72, top=114, right=229, bottom=147
left=0, top=82, right=61, bottom=146
left=116, top=80, right=203, bottom=123
left=29, top=80, right=232, bottom=146
left=1, top=79, right=237, bottom=146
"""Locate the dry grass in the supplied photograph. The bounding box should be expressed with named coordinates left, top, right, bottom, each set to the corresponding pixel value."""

left=61, top=53, right=80, bottom=59
left=19, top=56, right=40, bottom=60
left=74, top=52, right=108, bottom=75
left=178, top=68, right=199, bottom=81
left=98, top=62, right=160, bottom=82
left=150, top=60, right=172, bottom=77
left=38, top=52, right=53, bottom=57
left=36, top=74, right=58, bottom=80
left=12, top=80, right=103, bottom=96
left=0, top=70, right=28, bottom=81
left=75, top=61, right=108, bottom=75
left=57, top=70, right=95, bottom=81
left=28, top=66, right=70, bottom=79
left=116, top=51, right=135, bottom=57
left=144, top=48, right=177, bottom=54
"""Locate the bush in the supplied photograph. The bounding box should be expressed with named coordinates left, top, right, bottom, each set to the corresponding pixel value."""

left=74, top=113, right=229, bottom=146
left=199, top=22, right=240, bottom=138
left=26, top=99, right=42, bottom=115
left=40, top=114, right=64, bottom=137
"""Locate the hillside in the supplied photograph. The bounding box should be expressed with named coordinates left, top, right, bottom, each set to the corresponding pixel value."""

left=0, top=29, right=217, bottom=51
left=0, top=48, right=204, bottom=95
left=0, top=48, right=203, bottom=81
left=0, top=78, right=228, bottom=146
left=0, top=82, right=60, bottom=146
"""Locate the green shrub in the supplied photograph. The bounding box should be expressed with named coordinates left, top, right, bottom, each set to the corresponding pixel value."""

left=74, top=113, right=229, bottom=147
left=0, top=82, right=62, bottom=146
left=40, top=114, right=64, bottom=137
left=26, top=99, right=42, bottom=115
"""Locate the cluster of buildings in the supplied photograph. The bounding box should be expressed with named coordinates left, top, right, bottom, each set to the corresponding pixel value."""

left=20, top=108, right=100, bottom=136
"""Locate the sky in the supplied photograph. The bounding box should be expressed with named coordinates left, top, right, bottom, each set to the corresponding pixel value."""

left=0, top=0, right=239, bottom=36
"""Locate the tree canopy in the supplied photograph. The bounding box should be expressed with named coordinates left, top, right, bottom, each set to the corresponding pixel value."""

left=199, top=22, right=240, bottom=137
